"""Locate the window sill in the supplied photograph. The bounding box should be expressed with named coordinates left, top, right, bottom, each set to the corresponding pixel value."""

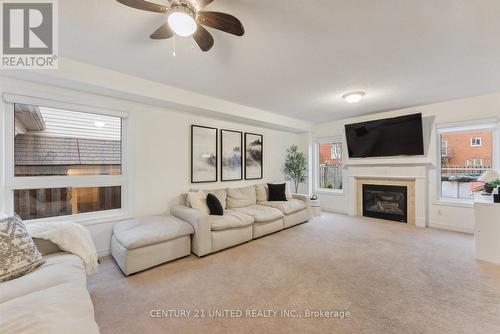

left=24, top=210, right=131, bottom=227
left=433, top=199, right=474, bottom=208
left=315, top=189, right=345, bottom=196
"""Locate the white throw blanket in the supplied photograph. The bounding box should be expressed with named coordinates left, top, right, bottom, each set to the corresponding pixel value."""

left=27, top=221, right=99, bottom=275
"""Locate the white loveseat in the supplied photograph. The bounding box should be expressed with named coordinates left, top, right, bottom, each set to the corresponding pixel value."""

left=0, top=239, right=99, bottom=334
left=171, top=184, right=311, bottom=257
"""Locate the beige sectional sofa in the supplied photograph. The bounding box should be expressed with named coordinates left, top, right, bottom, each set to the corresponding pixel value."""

left=0, top=239, right=99, bottom=334
left=171, top=184, right=311, bottom=257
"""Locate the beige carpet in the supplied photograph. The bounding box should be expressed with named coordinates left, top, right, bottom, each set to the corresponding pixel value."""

left=88, top=213, right=500, bottom=334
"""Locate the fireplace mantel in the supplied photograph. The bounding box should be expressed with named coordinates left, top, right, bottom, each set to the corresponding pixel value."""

left=344, top=158, right=434, bottom=167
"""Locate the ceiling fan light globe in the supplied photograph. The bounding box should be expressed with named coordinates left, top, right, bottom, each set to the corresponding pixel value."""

left=168, top=8, right=197, bottom=37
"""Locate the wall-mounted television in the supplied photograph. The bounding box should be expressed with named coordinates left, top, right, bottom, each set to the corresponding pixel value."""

left=345, top=113, right=425, bottom=158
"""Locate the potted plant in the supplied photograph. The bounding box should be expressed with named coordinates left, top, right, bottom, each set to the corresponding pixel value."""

left=478, top=171, right=500, bottom=194
left=484, top=178, right=500, bottom=194
left=282, top=145, right=307, bottom=193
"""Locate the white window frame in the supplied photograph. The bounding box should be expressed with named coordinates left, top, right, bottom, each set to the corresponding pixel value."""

left=471, top=137, right=482, bottom=147
left=436, top=118, right=498, bottom=204
left=313, top=136, right=344, bottom=194
left=2, top=93, right=130, bottom=225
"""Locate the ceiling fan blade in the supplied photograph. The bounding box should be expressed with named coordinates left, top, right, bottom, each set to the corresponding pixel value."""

left=115, top=0, right=169, bottom=13
left=198, top=11, right=245, bottom=36
left=193, top=25, right=214, bottom=52
left=196, top=0, right=214, bottom=8
left=150, top=23, right=174, bottom=39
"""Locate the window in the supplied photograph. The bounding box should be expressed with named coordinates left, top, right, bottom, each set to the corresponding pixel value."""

left=14, top=186, right=121, bottom=220
left=439, top=125, right=495, bottom=200
left=316, top=141, right=343, bottom=190
left=440, top=140, right=451, bottom=162
left=467, top=159, right=483, bottom=167
left=4, top=99, right=127, bottom=221
left=14, top=105, right=122, bottom=177
left=471, top=137, right=482, bottom=146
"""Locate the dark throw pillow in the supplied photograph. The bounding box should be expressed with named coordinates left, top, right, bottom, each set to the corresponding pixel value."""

left=268, top=183, right=287, bottom=202
left=207, top=193, right=224, bottom=216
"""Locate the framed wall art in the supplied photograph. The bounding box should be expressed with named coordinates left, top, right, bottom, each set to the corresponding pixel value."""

left=221, top=129, right=243, bottom=181
left=191, top=125, right=218, bottom=183
left=245, top=133, right=263, bottom=180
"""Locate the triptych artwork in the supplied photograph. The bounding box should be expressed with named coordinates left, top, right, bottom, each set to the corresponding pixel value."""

left=191, top=125, right=263, bottom=183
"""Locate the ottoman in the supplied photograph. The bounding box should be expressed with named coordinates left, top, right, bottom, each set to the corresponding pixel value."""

left=111, top=215, right=194, bottom=275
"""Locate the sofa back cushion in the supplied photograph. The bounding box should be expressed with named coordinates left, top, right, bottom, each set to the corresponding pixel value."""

left=255, top=183, right=268, bottom=202
left=33, top=238, right=61, bottom=256
left=285, top=184, right=293, bottom=200
left=188, top=188, right=227, bottom=209
left=187, top=191, right=210, bottom=214
left=227, top=186, right=257, bottom=209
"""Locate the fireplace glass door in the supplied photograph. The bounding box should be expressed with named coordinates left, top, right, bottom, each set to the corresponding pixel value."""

left=362, top=184, right=408, bottom=223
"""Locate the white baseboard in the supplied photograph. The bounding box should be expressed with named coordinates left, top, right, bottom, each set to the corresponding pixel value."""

left=321, top=208, right=349, bottom=215
left=429, top=222, right=473, bottom=234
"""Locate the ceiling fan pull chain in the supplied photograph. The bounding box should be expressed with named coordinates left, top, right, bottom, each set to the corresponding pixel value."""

left=173, top=34, right=176, bottom=57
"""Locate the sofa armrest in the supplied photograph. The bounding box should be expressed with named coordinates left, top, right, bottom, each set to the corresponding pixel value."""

left=292, top=194, right=311, bottom=206
left=171, top=205, right=211, bottom=257
left=293, top=194, right=312, bottom=219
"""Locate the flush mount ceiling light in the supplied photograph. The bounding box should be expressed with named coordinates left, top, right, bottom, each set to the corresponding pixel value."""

left=168, top=5, right=197, bottom=37
left=94, top=121, right=106, bottom=128
left=342, top=91, right=366, bottom=104
left=115, top=0, right=245, bottom=52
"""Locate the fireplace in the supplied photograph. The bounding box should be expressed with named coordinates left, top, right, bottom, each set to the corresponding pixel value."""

left=362, top=184, right=408, bottom=223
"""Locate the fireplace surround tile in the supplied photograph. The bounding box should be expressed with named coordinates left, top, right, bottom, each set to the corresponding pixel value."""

left=356, top=178, right=416, bottom=225
left=346, top=165, right=427, bottom=228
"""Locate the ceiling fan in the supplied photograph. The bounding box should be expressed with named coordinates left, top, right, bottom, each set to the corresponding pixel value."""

left=116, top=0, right=244, bottom=52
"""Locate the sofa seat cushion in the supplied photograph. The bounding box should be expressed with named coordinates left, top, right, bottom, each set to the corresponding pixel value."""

left=259, top=199, right=306, bottom=215
left=0, top=283, right=99, bottom=334
left=0, top=253, right=86, bottom=304
left=232, top=205, right=284, bottom=223
left=113, top=216, right=194, bottom=250
left=211, top=211, right=254, bottom=231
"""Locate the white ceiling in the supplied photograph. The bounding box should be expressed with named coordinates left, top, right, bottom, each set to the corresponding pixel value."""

left=60, top=0, right=500, bottom=123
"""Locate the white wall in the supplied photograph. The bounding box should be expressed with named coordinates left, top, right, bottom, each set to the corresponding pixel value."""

left=0, top=77, right=306, bottom=256
left=129, top=106, right=304, bottom=216
left=313, top=92, right=500, bottom=233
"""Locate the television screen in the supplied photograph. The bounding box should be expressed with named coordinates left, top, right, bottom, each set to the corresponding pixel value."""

left=345, top=113, right=424, bottom=158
